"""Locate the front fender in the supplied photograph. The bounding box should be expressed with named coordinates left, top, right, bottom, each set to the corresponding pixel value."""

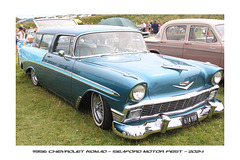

left=72, top=60, right=146, bottom=112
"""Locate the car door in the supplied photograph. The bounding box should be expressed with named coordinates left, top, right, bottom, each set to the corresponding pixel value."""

left=158, top=25, right=187, bottom=58
left=42, top=35, right=76, bottom=103
left=183, top=25, right=222, bottom=67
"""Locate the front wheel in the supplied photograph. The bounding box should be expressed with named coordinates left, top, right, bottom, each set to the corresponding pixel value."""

left=91, top=92, right=112, bottom=129
left=30, top=69, right=39, bottom=86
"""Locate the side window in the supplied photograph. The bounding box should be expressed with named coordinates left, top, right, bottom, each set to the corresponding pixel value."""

left=75, top=34, right=97, bottom=57
left=33, top=34, right=42, bottom=48
left=53, top=35, right=74, bottom=56
left=189, top=26, right=217, bottom=43
left=166, top=25, right=186, bottom=41
left=206, top=29, right=217, bottom=43
left=40, top=34, right=54, bottom=50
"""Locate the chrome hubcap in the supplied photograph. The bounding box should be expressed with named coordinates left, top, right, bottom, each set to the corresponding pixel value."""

left=31, top=70, right=38, bottom=85
left=91, top=93, right=104, bottom=125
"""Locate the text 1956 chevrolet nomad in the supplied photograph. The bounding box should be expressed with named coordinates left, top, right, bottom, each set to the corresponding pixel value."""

left=20, top=25, right=224, bottom=139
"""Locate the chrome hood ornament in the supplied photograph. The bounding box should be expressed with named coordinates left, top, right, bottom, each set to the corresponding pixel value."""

left=162, top=64, right=188, bottom=72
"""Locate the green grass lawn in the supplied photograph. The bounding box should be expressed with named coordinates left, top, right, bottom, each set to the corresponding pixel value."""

left=16, top=63, right=224, bottom=145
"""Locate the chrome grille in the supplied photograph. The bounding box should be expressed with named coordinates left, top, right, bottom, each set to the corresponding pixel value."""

left=141, top=91, right=210, bottom=117
left=111, top=109, right=124, bottom=122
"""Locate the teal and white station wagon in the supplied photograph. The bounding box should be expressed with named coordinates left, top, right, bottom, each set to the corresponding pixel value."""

left=20, top=22, right=224, bottom=139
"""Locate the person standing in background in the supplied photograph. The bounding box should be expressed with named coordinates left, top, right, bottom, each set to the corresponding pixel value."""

left=17, top=27, right=25, bottom=41
left=141, top=21, right=146, bottom=32
left=152, top=20, right=159, bottom=35
left=147, top=21, right=151, bottom=32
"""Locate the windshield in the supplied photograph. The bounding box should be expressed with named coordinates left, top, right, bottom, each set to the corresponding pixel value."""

left=75, top=32, right=147, bottom=57
left=34, top=19, right=77, bottom=28
left=215, top=24, right=224, bottom=41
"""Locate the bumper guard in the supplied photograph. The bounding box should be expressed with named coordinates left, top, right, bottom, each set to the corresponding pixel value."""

left=112, top=99, right=224, bottom=139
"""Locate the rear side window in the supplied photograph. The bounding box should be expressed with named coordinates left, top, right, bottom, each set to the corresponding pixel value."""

left=53, top=35, right=74, bottom=56
left=33, top=34, right=42, bottom=48
left=189, top=25, right=217, bottom=43
left=40, top=34, right=54, bottom=50
left=166, top=25, right=186, bottom=41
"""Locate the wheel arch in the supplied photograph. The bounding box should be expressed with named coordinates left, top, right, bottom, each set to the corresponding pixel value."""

left=25, top=66, right=36, bottom=73
left=149, top=49, right=160, bottom=54
left=75, top=89, right=116, bottom=111
left=75, top=89, right=113, bottom=129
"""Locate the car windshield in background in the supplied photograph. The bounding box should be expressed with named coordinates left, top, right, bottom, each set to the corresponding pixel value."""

left=215, top=24, right=224, bottom=41
left=75, top=32, right=147, bottom=57
left=34, top=19, right=77, bottom=28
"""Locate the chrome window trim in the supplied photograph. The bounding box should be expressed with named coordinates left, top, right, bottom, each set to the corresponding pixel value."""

left=51, top=34, right=76, bottom=57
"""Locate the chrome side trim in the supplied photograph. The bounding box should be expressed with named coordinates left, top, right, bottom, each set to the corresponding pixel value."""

left=184, top=47, right=222, bottom=54
left=41, top=61, right=120, bottom=96
left=146, top=43, right=160, bottom=46
left=71, top=72, right=120, bottom=97
left=147, top=44, right=222, bottom=54
left=74, top=96, right=82, bottom=109
left=160, top=45, right=184, bottom=49
left=22, top=60, right=120, bottom=97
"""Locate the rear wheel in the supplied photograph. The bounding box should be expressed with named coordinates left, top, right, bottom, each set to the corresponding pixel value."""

left=91, top=92, right=112, bottom=129
left=30, top=69, right=39, bottom=86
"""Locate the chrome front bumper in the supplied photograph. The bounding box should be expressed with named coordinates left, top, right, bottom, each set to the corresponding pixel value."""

left=112, top=99, right=224, bottom=139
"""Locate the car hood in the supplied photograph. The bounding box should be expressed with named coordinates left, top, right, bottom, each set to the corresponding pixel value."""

left=81, top=53, right=206, bottom=99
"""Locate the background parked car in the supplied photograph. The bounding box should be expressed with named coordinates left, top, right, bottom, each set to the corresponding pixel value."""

left=98, top=17, right=150, bottom=38
left=145, top=19, right=224, bottom=68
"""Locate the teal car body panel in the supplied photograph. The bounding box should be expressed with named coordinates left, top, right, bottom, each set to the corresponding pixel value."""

left=20, top=25, right=224, bottom=139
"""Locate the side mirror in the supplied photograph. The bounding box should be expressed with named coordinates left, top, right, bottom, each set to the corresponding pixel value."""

left=58, top=50, right=65, bottom=57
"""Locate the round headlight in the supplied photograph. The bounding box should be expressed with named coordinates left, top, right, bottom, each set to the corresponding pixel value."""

left=130, top=84, right=146, bottom=101
left=211, top=71, right=223, bottom=85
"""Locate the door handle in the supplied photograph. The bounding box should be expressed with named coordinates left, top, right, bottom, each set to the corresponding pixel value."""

left=160, top=41, right=166, bottom=43
left=47, top=55, right=52, bottom=58
left=209, top=47, right=216, bottom=50
left=184, top=42, right=192, bottom=45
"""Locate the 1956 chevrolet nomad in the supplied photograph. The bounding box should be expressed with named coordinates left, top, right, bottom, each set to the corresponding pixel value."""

left=20, top=24, right=224, bottom=139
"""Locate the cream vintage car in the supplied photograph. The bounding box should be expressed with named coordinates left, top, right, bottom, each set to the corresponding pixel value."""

left=145, top=19, right=224, bottom=68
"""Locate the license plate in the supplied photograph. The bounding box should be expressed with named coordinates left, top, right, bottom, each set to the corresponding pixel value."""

left=182, top=112, right=199, bottom=127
